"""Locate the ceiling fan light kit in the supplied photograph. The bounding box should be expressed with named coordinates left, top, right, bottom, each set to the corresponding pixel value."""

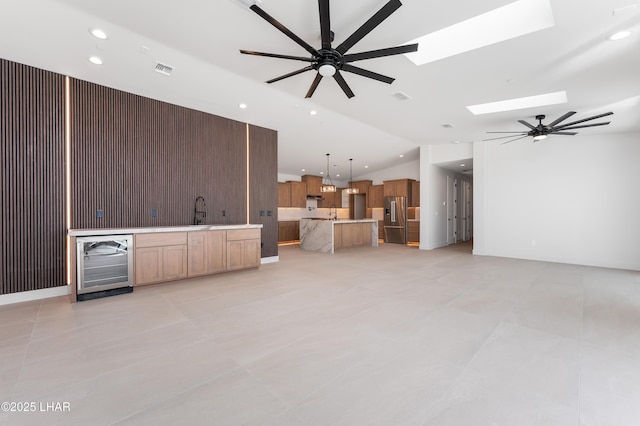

left=240, top=0, right=419, bottom=98
left=484, top=111, right=614, bottom=144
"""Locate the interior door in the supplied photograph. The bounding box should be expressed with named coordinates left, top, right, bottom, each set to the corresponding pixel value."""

left=447, top=176, right=455, bottom=244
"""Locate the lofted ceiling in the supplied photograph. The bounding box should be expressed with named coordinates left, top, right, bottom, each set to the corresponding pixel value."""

left=1, top=0, right=639, bottom=179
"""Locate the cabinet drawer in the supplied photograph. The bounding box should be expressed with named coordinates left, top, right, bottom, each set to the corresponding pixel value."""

left=136, top=232, right=188, bottom=248
left=227, top=228, right=260, bottom=241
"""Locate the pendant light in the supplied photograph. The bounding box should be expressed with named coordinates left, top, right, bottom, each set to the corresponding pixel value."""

left=321, top=153, right=336, bottom=193
left=345, top=158, right=359, bottom=194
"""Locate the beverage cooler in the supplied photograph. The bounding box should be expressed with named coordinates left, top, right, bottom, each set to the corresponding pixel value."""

left=76, top=235, right=133, bottom=301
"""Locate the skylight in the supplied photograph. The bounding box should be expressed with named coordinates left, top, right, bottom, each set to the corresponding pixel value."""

left=403, top=0, right=555, bottom=66
left=466, top=91, right=567, bottom=115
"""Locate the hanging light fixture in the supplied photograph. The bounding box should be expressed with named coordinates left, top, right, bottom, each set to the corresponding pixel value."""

left=321, top=153, right=336, bottom=193
left=345, top=158, right=359, bottom=194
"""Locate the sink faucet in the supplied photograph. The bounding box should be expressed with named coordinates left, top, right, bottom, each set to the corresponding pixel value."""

left=193, top=196, right=207, bottom=225
left=329, top=204, right=337, bottom=221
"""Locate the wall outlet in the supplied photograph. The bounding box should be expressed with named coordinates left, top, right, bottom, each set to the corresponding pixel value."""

left=222, top=210, right=226, bottom=217
left=151, top=209, right=157, bottom=218
left=96, top=209, right=103, bottom=218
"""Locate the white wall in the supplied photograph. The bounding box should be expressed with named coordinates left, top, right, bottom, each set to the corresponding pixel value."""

left=355, top=160, right=419, bottom=184
left=474, top=132, right=640, bottom=271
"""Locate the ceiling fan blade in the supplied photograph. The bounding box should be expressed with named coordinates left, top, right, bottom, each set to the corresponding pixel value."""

left=343, top=43, right=419, bottom=63
left=334, top=71, right=355, bottom=98
left=240, top=50, right=314, bottom=62
left=336, top=0, right=402, bottom=54
left=551, top=132, right=578, bottom=135
left=319, top=0, right=331, bottom=49
left=553, top=112, right=613, bottom=130
left=500, top=135, right=530, bottom=145
left=555, top=122, right=611, bottom=131
left=547, top=111, right=576, bottom=127
left=266, top=66, right=314, bottom=84
left=305, top=73, right=323, bottom=98
left=486, top=131, right=530, bottom=134
left=518, top=120, right=537, bottom=130
left=483, top=134, right=527, bottom=141
left=341, top=64, right=394, bottom=84
left=249, top=5, right=318, bottom=56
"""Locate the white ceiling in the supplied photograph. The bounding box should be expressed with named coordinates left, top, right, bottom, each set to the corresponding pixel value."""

left=1, top=0, right=639, bottom=179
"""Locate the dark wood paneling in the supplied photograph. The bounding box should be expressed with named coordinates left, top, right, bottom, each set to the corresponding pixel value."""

left=249, top=125, right=278, bottom=258
left=70, top=79, right=247, bottom=229
left=1, top=59, right=66, bottom=295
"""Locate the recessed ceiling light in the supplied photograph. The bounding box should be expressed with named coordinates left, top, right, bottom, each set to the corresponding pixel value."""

left=238, top=103, right=248, bottom=109
left=336, top=174, right=340, bottom=177
left=320, top=171, right=324, bottom=175
left=364, top=165, right=369, bottom=169
left=89, top=28, right=109, bottom=40
left=399, top=154, right=404, bottom=158
left=404, top=0, right=555, bottom=66
left=609, top=30, right=632, bottom=41
left=309, top=110, right=317, bottom=116
left=467, top=90, right=567, bottom=115
left=301, top=169, right=306, bottom=172
left=460, top=163, right=466, bottom=167
left=88, top=56, right=103, bottom=65
left=452, top=141, right=460, bottom=144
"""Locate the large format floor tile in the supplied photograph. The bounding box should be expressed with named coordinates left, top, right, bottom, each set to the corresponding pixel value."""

left=1, top=241, right=639, bottom=425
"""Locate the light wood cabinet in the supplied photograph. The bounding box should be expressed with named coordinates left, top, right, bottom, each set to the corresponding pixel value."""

left=302, top=175, right=323, bottom=196
left=318, top=188, right=343, bottom=208
left=278, top=221, right=300, bottom=242
left=135, top=232, right=188, bottom=285
left=408, top=221, right=420, bottom=242
left=278, top=182, right=291, bottom=207
left=227, top=229, right=261, bottom=271
left=334, top=222, right=373, bottom=250
left=383, top=178, right=415, bottom=199
left=188, top=230, right=226, bottom=277
left=411, top=181, right=420, bottom=207
left=368, top=184, right=384, bottom=208
left=350, top=180, right=372, bottom=195
left=290, top=181, right=307, bottom=207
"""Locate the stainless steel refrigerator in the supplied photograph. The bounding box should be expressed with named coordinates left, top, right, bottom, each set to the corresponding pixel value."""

left=384, top=196, right=407, bottom=244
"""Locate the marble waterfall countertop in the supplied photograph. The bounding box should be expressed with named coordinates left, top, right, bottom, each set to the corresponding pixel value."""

left=68, top=224, right=262, bottom=237
left=299, top=218, right=378, bottom=254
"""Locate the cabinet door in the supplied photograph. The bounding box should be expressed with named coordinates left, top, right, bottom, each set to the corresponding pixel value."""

left=290, top=181, right=307, bottom=207
left=333, top=224, right=342, bottom=251
left=411, top=181, right=420, bottom=207
left=278, top=182, right=291, bottom=207
left=188, top=232, right=207, bottom=277
left=163, top=245, right=188, bottom=281
left=244, top=239, right=261, bottom=268
left=361, top=223, right=372, bottom=246
left=135, top=247, right=164, bottom=285
left=227, top=240, right=245, bottom=271
left=206, top=230, right=227, bottom=274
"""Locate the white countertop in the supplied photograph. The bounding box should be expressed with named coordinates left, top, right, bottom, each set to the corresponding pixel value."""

left=69, top=224, right=263, bottom=237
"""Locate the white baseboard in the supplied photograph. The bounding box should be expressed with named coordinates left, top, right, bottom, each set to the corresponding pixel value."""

left=261, top=256, right=279, bottom=264
left=0, top=285, right=71, bottom=306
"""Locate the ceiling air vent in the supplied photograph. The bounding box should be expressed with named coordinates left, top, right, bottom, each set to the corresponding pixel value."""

left=154, top=61, right=174, bottom=76
left=392, top=91, right=412, bottom=101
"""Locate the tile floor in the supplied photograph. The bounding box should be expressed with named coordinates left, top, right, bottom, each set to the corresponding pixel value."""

left=1, top=242, right=639, bottom=425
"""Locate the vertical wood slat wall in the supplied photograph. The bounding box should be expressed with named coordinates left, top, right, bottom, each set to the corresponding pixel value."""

left=0, top=59, right=66, bottom=295
left=70, top=79, right=247, bottom=229
left=249, top=125, right=278, bottom=258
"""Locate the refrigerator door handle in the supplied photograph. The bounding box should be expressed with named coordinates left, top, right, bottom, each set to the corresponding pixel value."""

left=390, top=200, right=396, bottom=222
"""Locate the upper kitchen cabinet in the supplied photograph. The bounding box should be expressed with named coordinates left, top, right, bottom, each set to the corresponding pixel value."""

left=383, top=179, right=415, bottom=200
left=249, top=124, right=278, bottom=258
left=302, top=175, right=323, bottom=196
left=368, top=184, right=384, bottom=208
left=350, top=180, right=372, bottom=195
left=278, top=182, right=291, bottom=207
left=411, top=181, right=420, bottom=207
left=318, top=188, right=343, bottom=208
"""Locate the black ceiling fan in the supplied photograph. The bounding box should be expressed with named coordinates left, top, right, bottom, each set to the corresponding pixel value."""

left=240, top=0, right=418, bottom=99
left=484, top=111, right=614, bottom=144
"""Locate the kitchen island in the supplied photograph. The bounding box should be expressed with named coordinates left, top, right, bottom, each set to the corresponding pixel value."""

left=299, top=218, right=378, bottom=253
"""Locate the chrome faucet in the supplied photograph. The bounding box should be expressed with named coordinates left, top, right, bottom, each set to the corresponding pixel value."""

left=329, top=204, right=337, bottom=221
left=193, top=196, right=207, bottom=225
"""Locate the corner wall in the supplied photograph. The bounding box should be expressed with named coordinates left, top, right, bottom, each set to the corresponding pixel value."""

left=474, top=132, right=640, bottom=271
